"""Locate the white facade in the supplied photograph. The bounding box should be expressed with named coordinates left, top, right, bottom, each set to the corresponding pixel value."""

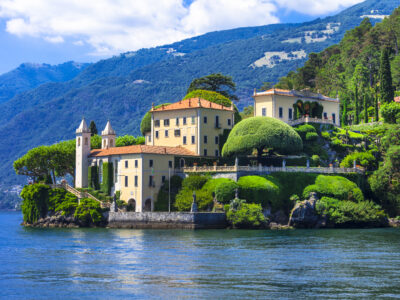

left=75, top=118, right=91, bottom=188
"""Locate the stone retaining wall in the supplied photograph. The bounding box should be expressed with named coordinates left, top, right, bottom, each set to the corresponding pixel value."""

left=108, top=212, right=227, bottom=229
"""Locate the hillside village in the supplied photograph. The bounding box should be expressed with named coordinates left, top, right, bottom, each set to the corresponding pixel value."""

left=9, top=5, right=400, bottom=229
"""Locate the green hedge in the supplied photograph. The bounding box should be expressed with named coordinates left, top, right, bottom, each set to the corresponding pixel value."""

left=21, top=184, right=50, bottom=224
left=303, top=175, right=364, bottom=202
left=154, top=175, right=182, bottom=211
left=88, top=165, right=99, bottom=190
left=238, top=176, right=279, bottom=208
left=215, top=179, right=239, bottom=204
left=74, top=198, right=104, bottom=226
left=182, top=175, right=209, bottom=191
left=340, top=151, right=377, bottom=170
left=295, top=124, right=317, bottom=140
left=100, top=162, right=113, bottom=195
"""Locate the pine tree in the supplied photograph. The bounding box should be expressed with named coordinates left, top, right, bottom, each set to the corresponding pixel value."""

left=379, top=48, right=394, bottom=103
left=341, top=98, right=347, bottom=126
left=89, top=121, right=98, bottom=136
left=363, top=94, right=368, bottom=123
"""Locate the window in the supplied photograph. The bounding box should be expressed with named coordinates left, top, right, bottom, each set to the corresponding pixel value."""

left=125, top=160, right=128, bottom=168
left=215, top=116, right=220, bottom=128
left=175, top=117, right=179, bottom=125
left=279, top=107, right=283, bottom=118
left=191, top=116, right=196, bottom=124
left=84, top=137, right=88, bottom=145
left=332, top=113, right=336, bottom=124
left=155, top=120, right=160, bottom=127
left=164, top=119, right=170, bottom=126
left=183, top=117, right=187, bottom=125
left=103, top=140, right=106, bottom=148
left=149, top=176, right=153, bottom=187
left=204, top=135, right=208, bottom=144
left=191, top=135, right=195, bottom=144
left=215, top=136, right=219, bottom=145
left=228, top=119, right=231, bottom=126
left=162, top=176, right=166, bottom=183
left=288, top=108, right=293, bottom=120
left=324, top=112, right=328, bottom=119
left=204, top=116, right=207, bottom=124
left=134, top=175, right=138, bottom=187
left=110, top=139, right=113, bottom=147
left=135, top=160, right=138, bottom=168
left=165, top=130, right=169, bottom=138
left=149, top=160, right=153, bottom=168
left=174, top=129, right=181, bottom=137
left=204, top=149, right=208, bottom=156
left=168, top=161, right=173, bottom=168
left=77, top=137, right=80, bottom=146
left=262, top=107, right=266, bottom=116
left=148, top=135, right=152, bottom=142
left=125, top=176, right=128, bottom=187
left=183, top=136, right=187, bottom=144
left=155, top=131, right=159, bottom=139
left=215, top=150, right=219, bottom=157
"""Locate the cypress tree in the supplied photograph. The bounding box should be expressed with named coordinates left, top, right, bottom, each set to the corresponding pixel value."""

left=355, top=87, right=359, bottom=124
left=341, top=98, right=347, bottom=126
left=379, top=48, right=394, bottom=103
left=374, top=94, right=379, bottom=122
left=89, top=121, right=98, bottom=136
left=363, top=94, right=368, bottom=123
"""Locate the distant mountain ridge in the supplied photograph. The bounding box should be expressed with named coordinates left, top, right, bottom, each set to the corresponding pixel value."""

left=0, top=61, right=90, bottom=105
left=0, top=0, right=398, bottom=199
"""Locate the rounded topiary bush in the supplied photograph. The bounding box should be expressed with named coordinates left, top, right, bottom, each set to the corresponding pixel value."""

left=306, top=132, right=319, bottom=141
left=215, top=179, right=239, bottom=204
left=222, top=117, right=303, bottom=157
left=238, top=176, right=279, bottom=207
left=295, top=124, right=317, bottom=140
left=303, top=175, right=364, bottom=202
left=140, top=103, right=171, bottom=134
left=182, top=175, right=209, bottom=191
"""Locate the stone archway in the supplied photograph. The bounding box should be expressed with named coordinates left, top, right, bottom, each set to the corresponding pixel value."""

left=144, top=198, right=152, bottom=212
left=127, top=199, right=136, bottom=212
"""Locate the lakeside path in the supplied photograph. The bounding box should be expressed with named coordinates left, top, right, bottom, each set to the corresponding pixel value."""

left=1, top=211, right=400, bottom=299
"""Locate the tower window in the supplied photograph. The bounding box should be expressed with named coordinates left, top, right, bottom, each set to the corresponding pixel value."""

left=78, top=137, right=81, bottom=146
left=110, top=139, right=113, bottom=147
left=103, top=140, right=106, bottom=148
left=332, top=113, right=336, bottom=124
left=84, top=137, right=88, bottom=145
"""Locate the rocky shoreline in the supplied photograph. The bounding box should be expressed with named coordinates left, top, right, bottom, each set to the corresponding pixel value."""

left=22, top=211, right=83, bottom=228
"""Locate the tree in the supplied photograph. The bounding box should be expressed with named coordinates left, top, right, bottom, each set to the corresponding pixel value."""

left=222, top=117, right=303, bottom=158
left=341, top=98, right=348, bottom=126
left=351, top=63, right=368, bottom=124
left=187, top=73, right=238, bottom=101
left=363, top=94, right=369, bottom=123
left=240, top=105, right=254, bottom=120
left=379, top=48, right=394, bottom=103
left=89, top=121, right=98, bottom=136
left=140, top=103, right=170, bottom=135
left=260, top=82, right=273, bottom=91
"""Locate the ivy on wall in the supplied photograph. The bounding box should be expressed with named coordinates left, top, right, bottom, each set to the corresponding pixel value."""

left=88, top=165, right=100, bottom=190
left=100, top=162, right=113, bottom=195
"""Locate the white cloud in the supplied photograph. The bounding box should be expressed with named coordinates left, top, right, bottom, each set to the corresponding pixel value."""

left=0, top=0, right=363, bottom=56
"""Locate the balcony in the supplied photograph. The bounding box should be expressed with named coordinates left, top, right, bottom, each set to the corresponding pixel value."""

left=287, top=116, right=338, bottom=127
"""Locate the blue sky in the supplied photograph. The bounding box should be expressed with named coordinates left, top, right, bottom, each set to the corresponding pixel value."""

left=0, top=0, right=363, bottom=74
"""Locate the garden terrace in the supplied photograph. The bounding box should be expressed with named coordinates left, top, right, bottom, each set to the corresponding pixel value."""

left=288, top=116, right=338, bottom=127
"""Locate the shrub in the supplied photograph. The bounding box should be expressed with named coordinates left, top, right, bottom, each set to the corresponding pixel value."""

left=21, top=184, right=50, bottom=224
left=48, top=188, right=67, bottom=212
left=140, top=103, right=171, bottom=134
left=381, top=102, right=400, bottom=124
left=306, top=132, right=319, bottom=141
left=340, top=151, right=376, bottom=170
left=303, top=175, right=364, bottom=202
left=311, top=155, right=320, bottom=166
left=74, top=198, right=104, bottom=226
left=316, top=197, right=387, bottom=227
left=154, top=175, right=182, bottom=211
left=321, top=131, right=331, bottom=140
left=88, top=166, right=99, bottom=190
left=295, top=124, right=317, bottom=140
left=226, top=202, right=266, bottom=228
left=222, top=117, right=303, bottom=157
left=196, top=189, right=214, bottom=210
left=238, top=176, right=279, bottom=208
left=174, top=189, right=193, bottom=211
left=182, top=175, right=208, bottom=191
left=56, top=196, right=78, bottom=216
left=100, top=162, right=113, bottom=195
left=215, top=179, right=239, bottom=204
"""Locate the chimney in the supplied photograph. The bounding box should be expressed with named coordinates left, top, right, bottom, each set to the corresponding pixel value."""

left=151, top=102, right=155, bottom=110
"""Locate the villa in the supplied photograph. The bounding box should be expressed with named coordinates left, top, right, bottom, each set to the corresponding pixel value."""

left=253, top=88, right=340, bottom=126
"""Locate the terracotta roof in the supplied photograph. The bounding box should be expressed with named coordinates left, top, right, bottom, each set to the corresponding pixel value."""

left=90, top=145, right=197, bottom=157
left=394, top=96, right=400, bottom=103
left=151, top=98, right=234, bottom=112
left=253, top=88, right=339, bottom=102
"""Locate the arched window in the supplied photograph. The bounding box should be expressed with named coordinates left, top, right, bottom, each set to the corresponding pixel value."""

left=144, top=199, right=152, bottom=212
left=103, top=140, right=106, bottom=148
left=78, top=137, right=81, bottom=146
left=84, top=137, right=88, bottom=145
left=110, top=139, right=114, bottom=147
left=127, top=199, right=136, bottom=212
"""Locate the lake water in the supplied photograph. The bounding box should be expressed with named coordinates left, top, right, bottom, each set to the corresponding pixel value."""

left=1, top=211, right=400, bottom=299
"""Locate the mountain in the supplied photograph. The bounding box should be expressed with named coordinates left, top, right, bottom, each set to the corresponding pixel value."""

left=0, top=0, right=399, bottom=208
left=0, top=61, right=90, bottom=105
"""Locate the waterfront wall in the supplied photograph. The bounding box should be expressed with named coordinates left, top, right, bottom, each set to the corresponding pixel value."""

left=108, top=212, right=227, bottom=229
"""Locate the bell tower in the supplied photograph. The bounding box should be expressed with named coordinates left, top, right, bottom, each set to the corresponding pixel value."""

left=75, top=118, right=91, bottom=188
left=101, top=120, right=116, bottom=149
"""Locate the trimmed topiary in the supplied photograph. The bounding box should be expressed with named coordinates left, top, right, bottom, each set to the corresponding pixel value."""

left=222, top=117, right=303, bottom=157
left=303, top=175, right=364, bottom=202
left=238, top=176, right=279, bottom=207
left=182, top=175, right=209, bottom=191
left=215, top=179, right=239, bottom=204
left=306, top=131, right=319, bottom=141
left=295, top=124, right=317, bottom=140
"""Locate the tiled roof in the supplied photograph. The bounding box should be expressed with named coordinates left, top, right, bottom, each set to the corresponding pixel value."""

left=151, top=98, right=234, bottom=112
left=90, top=145, right=197, bottom=157
left=253, top=88, right=339, bottom=102
left=394, top=96, right=400, bottom=103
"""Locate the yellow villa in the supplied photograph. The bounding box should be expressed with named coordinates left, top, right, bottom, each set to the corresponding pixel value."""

left=75, top=97, right=235, bottom=212
left=253, top=88, right=340, bottom=126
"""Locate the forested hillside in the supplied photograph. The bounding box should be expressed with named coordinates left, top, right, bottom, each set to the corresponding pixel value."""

left=277, top=6, right=400, bottom=124
left=0, top=61, right=89, bottom=105
left=0, top=0, right=398, bottom=207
